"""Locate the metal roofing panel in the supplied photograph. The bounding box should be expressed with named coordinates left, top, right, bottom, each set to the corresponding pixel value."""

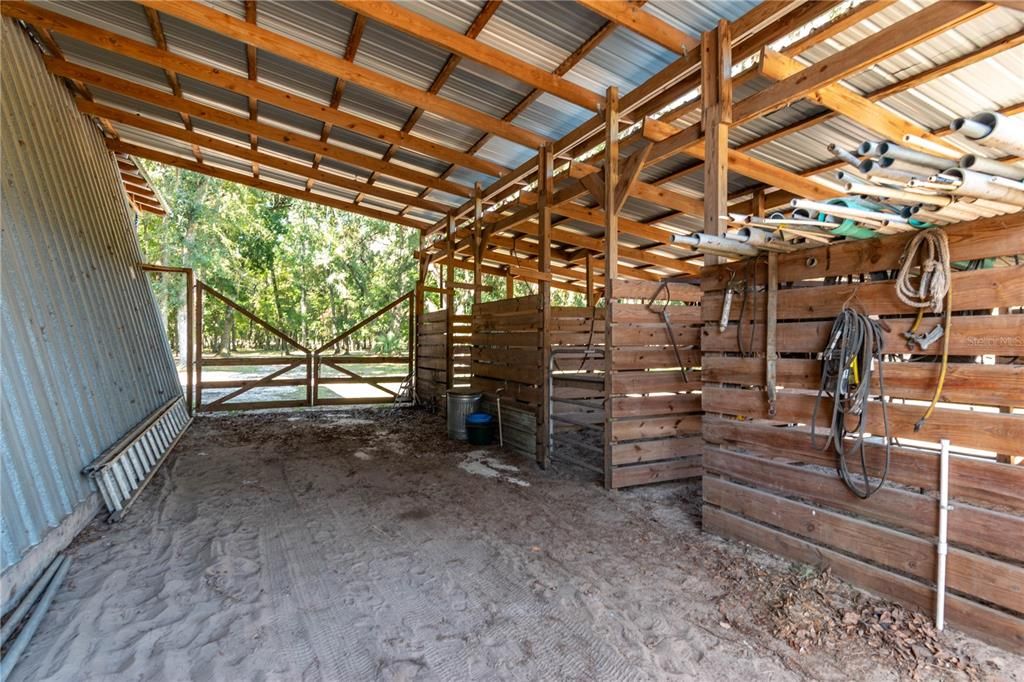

left=409, top=109, right=485, bottom=153
left=313, top=183, right=360, bottom=203
left=257, top=50, right=337, bottom=106
left=257, top=100, right=324, bottom=137
left=645, top=0, right=761, bottom=36
left=91, top=88, right=180, bottom=127
left=258, top=165, right=308, bottom=190
left=201, top=147, right=254, bottom=175
left=2, top=21, right=179, bottom=589
left=178, top=75, right=249, bottom=116
left=191, top=116, right=251, bottom=147
left=401, top=0, right=487, bottom=33
left=569, top=28, right=675, bottom=93
left=318, top=156, right=374, bottom=182
left=354, top=19, right=450, bottom=91
left=117, top=126, right=196, bottom=159
left=512, top=92, right=592, bottom=141
left=53, top=36, right=170, bottom=92
left=391, top=148, right=450, bottom=177
left=437, top=60, right=534, bottom=120
left=259, top=138, right=315, bottom=166
left=38, top=0, right=156, bottom=45
left=254, top=0, right=355, bottom=57
left=477, top=0, right=603, bottom=74
left=337, top=82, right=417, bottom=130
left=327, top=127, right=393, bottom=161
left=159, top=13, right=248, bottom=77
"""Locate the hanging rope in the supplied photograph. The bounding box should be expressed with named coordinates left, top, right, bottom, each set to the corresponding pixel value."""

left=896, top=228, right=953, bottom=431
left=812, top=309, right=891, bottom=499
left=896, top=229, right=951, bottom=312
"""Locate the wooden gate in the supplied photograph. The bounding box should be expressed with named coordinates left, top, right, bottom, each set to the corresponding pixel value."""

left=196, top=282, right=312, bottom=412
left=312, top=291, right=414, bottom=406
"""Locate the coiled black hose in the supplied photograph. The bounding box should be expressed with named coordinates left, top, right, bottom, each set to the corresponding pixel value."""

left=811, top=309, right=891, bottom=499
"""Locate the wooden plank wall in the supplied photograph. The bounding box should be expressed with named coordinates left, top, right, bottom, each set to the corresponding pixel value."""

left=607, top=278, right=704, bottom=488
left=699, top=214, right=1024, bottom=651
left=470, top=295, right=543, bottom=457
left=415, top=308, right=448, bottom=409
left=549, top=305, right=605, bottom=469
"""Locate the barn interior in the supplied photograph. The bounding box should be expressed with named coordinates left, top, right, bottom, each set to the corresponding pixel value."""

left=1, top=0, right=1022, bottom=678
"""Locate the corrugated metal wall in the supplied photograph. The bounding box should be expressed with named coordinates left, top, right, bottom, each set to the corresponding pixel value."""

left=0, top=19, right=181, bottom=586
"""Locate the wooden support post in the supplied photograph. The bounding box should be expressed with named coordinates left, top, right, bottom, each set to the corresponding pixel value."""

left=445, top=214, right=456, bottom=391
left=701, top=19, right=732, bottom=267
left=414, top=234, right=426, bottom=403
left=185, top=268, right=195, bottom=415
left=585, top=253, right=596, bottom=307
left=472, top=182, right=483, bottom=307
left=506, top=275, right=514, bottom=299
left=602, top=86, right=619, bottom=490
left=195, top=282, right=204, bottom=412
left=538, top=143, right=553, bottom=468
left=766, top=251, right=778, bottom=417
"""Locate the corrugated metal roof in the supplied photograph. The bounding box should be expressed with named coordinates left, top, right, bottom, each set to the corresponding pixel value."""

left=19, top=0, right=1024, bottom=239
left=2, top=20, right=180, bottom=598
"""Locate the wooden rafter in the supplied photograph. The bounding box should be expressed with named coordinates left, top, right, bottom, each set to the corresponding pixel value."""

left=336, top=1, right=602, bottom=112
left=575, top=0, right=699, bottom=55
left=142, top=5, right=201, bottom=163
left=135, top=0, right=549, bottom=149
left=360, top=1, right=501, bottom=208
left=305, top=13, right=365, bottom=193
left=43, top=57, right=473, bottom=200
left=77, top=99, right=452, bottom=215
left=108, top=139, right=433, bottom=230
left=4, top=3, right=508, bottom=179
left=243, top=0, right=259, bottom=177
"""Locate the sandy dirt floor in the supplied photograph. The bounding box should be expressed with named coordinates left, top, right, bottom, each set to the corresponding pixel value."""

left=12, top=408, right=1023, bottom=681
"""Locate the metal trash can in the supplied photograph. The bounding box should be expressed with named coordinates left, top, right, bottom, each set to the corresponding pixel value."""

left=447, top=390, right=482, bottom=441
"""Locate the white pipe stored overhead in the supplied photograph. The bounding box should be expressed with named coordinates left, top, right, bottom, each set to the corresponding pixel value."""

left=951, top=111, right=1024, bottom=156
left=672, top=232, right=760, bottom=258
left=790, top=198, right=909, bottom=225
left=958, top=154, right=1024, bottom=181
left=877, top=142, right=951, bottom=171
left=944, top=168, right=1024, bottom=207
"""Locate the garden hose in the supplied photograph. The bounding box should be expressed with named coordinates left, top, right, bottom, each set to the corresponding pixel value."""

left=812, top=308, right=891, bottom=499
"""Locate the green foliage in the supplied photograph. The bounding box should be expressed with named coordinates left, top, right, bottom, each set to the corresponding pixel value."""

left=137, top=163, right=417, bottom=356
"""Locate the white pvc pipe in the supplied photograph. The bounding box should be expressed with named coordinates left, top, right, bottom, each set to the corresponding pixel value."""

left=846, top=182, right=950, bottom=208
left=990, top=175, right=1024, bottom=193
left=880, top=155, right=939, bottom=176
left=859, top=159, right=919, bottom=183
left=672, top=232, right=760, bottom=257
left=828, top=143, right=862, bottom=168
left=958, top=154, right=1024, bottom=182
left=878, top=142, right=951, bottom=171
left=935, top=438, right=950, bottom=632
left=901, top=134, right=961, bottom=160
left=952, top=112, right=1024, bottom=156
left=857, top=140, right=885, bottom=157
left=731, top=227, right=795, bottom=252
left=790, top=198, right=909, bottom=225
left=945, top=168, right=1024, bottom=207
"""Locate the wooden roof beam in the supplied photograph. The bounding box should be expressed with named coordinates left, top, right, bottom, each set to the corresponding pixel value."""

left=45, top=57, right=472, bottom=199
left=336, top=0, right=602, bottom=112
left=310, top=13, right=365, bottom=193
left=136, top=0, right=549, bottom=149
left=2, top=3, right=509, bottom=179
left=575, top=0, right=699, bottom=55
left=243, top=0, right=259, bottom=177
left=141, top=5, right=202, bottom=164
left=361, top=1, right=501, bottom=209
left=107, top=139, right=434, bottom=230
left=79, top=99, right=452, bottom=215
